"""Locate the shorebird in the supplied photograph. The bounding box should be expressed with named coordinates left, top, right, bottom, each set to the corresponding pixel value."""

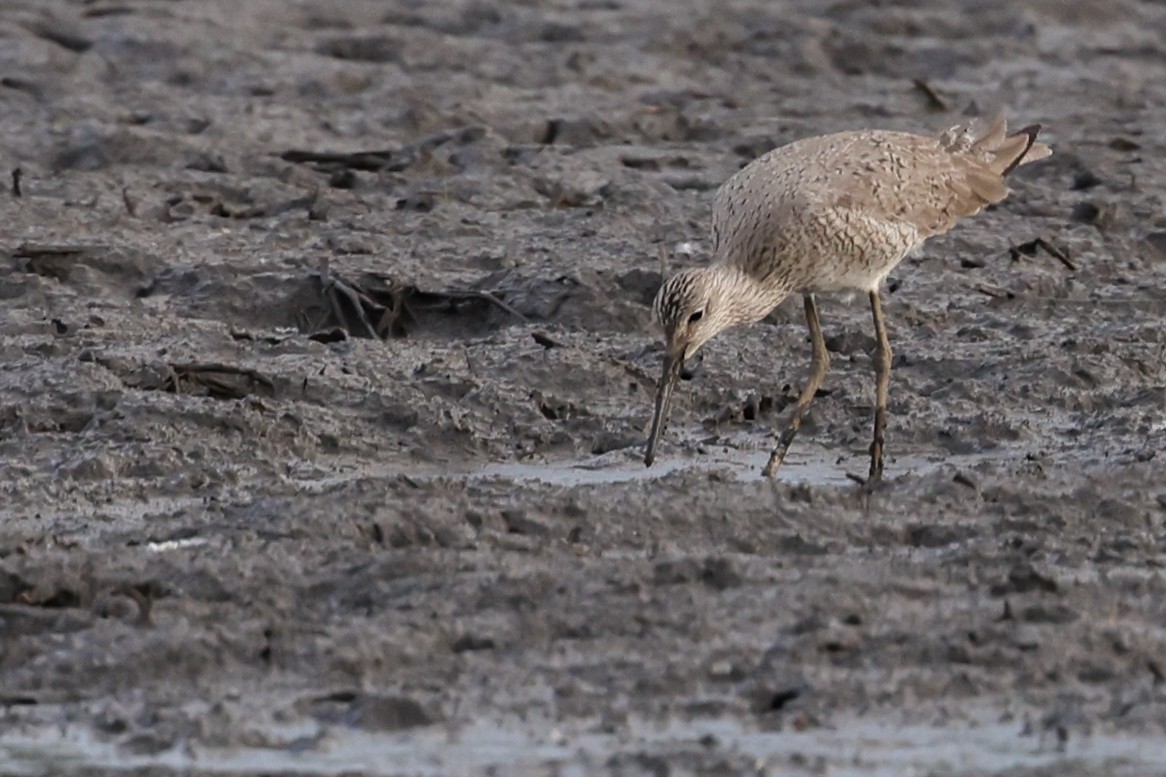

left=643, top=116, right=1051, bottom=482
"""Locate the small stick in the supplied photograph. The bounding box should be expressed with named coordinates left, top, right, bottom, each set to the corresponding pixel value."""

left=953, top=472, right=977, bottom=489
left=11, top=168, right=21, bottom=197
left=971, top=280, right=1015, bottom=299
left=163, top=364, right=182, bottom=395
left=437, top=288, right=528, bottom=322
left=532, top=331, right=562, bottom=348
left=463, top=345, right=477, bottom=378
left=325, top=278, right=381, bottom=339
left=1008, top=243, right=1033, bottom=262
left=15, top=243, right=99, bottom=258
left=169, top=362, right=275, bottom=389
left=471, top=289, right=527, bottom=322
left=1034, top=237, right=1077, bottom=271
left=1009, top=237, right=1077, bottom=272
left=911, top=79, right=949, bottom=111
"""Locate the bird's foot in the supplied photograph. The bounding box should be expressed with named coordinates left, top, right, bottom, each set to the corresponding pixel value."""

left=763, top=422, right=803, bottom=478
left=866, top=438, right=885, bottom=491
left=844, top=466, right=885, bottom=493
left=761, top=445, right=792, bottom=478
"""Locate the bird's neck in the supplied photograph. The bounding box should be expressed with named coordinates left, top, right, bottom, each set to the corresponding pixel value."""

left=708, top=265, right=790, bottom=326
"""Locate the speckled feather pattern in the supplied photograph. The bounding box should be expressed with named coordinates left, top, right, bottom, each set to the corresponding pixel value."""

left=711, top=116, right=1048, bottom=294
left=652, top=117, right=1050, bottom=355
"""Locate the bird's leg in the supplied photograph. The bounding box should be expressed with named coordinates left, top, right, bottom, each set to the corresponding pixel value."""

left=868, top=289, right=892, bottom=484
left=763, top=294, right=829, bottom=478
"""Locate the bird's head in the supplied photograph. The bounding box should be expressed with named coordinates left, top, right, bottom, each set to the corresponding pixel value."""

left=652, top=267, right=730, bottom=364
left=644, top=267, right=737, bottom=466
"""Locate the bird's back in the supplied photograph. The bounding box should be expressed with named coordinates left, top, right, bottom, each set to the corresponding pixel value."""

left=711, top=118, right=1050, bottom=293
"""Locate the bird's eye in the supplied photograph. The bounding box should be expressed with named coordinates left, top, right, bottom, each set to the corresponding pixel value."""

left=688, top=310, right=704, bottom=324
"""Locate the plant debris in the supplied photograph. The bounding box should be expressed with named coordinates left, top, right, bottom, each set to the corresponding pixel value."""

left=301, top=270, right=528, bottom=339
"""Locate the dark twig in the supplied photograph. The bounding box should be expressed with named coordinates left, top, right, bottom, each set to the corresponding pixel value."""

left=163, top=364, right=182, bottom=395
left=14, top=243, right=101, bottom=258
left=442, top=288, right=528, bottom=322
left=1034, top=237, right=1076, bottom=271
left=1009, top=237, right=1077, bottom=272
left=168, top=363, right=275, bottom=386
left=122, top=187, right=137, bottom=217
left=1008, top=239, right=1038, bottom=263
left=11, top=167, right=21, bottom=197
left=532, top=331, right=563, bottom=348
left=952, top=472, right=978, bottom=490
left=280, top=149, right=395, bottom=172
left=165, top=362, right=275, bottom=400
left=971, top=280, right=1015, bottom=300
left=309, top=271, right=529, bottom=340
left=911, top=79, right=949, bottom=111
left=324, top=277, right=382, bottom=339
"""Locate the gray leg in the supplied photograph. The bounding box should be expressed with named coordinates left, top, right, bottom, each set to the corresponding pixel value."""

left=763, top=294, right=829, bottom=478
left=868, top=289, right=892, bottom=483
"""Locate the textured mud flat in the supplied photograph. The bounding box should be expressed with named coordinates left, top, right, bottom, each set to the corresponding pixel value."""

left=2, top=0, right=1166, bottom=775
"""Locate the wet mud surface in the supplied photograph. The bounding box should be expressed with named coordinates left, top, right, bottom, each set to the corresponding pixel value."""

left=2, top=1, right=1166, bottom=774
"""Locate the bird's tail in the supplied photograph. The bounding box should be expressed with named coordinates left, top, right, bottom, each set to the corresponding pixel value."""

left=969, top=116, right=1052, bottom=176
left=937, top=116, right=1051, bottom=205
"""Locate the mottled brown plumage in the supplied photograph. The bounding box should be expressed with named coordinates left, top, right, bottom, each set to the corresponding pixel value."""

left=644, top=116, right=1051, bottom=481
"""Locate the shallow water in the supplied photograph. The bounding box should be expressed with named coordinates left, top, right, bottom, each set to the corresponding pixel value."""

left=474, top=453, right=849, bottom=487
left=470, top=435, right=1006, bottom=488
left=4, top=710, right=1163, bottom=777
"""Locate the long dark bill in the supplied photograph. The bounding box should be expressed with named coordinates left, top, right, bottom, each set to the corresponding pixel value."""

left=644, top=352, right=683, bottom=467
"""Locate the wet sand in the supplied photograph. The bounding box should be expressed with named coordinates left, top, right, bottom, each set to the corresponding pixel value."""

left=2, top=0, right=1166, bottom=774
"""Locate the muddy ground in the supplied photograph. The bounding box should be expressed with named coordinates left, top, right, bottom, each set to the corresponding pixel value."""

left=2, top=0, right=1166, bottom=774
